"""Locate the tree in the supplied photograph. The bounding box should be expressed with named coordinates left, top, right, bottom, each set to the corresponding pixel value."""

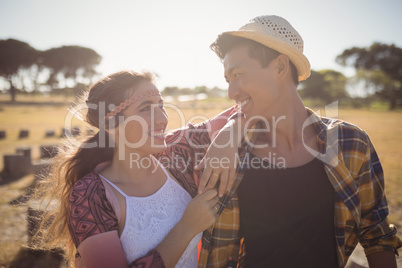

left=194, top=86, right=208, bottom=94
left=0, top=39, right=39, bottom=101
left=336, top=43, right=402, bottom=110
left=299, top=69, right=347, bottom=103
left=41, top=46, right=101, bottom=89
left=355, top=69, right=401, bottom=109
left=163, top=86, right=180, bottom=96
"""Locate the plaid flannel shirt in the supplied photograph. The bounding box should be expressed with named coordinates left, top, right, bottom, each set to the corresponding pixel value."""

left=158, top=108, right=402, bottom=268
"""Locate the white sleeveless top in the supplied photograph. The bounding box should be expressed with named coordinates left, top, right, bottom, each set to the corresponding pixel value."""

left=99, top=161, right=202, bottom=268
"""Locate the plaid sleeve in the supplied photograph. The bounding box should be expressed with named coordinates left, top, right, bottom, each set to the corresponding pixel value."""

left=357, top=134, right=402, bottom=256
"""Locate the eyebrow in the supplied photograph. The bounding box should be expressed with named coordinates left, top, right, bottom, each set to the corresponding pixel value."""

left=224, top=64, right=243, bottom=79
left=137, top=99, right=163, bottom=108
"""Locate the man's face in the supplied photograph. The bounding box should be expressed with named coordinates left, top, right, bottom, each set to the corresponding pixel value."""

left=223, top=45, right=280, bottom=119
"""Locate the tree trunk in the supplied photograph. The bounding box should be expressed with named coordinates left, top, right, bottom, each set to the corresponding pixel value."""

left=10, top=86, right=16, bottom=102
left=8, top=77, right=16, bottom=102
left=389, top=97, right=396, bottom=110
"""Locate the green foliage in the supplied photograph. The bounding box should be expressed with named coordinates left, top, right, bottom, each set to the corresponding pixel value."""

left=0, top=39, right=39, bottom=77
left=162, top=85, right=227, bottom=98
left=41, top=46, right=101, bottom=87
left=162, top=86, right=181, bottom=96
left=299, top=69, right=347, bottom=103
left=0, top=39, right=40, bottom=101
left=0, top=39, right=101, bottom=101
left=336, top=43, right=402, bottom=110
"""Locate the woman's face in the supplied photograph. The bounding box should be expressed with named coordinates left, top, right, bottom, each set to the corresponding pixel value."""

left=116, top=81, right=168, bottom=157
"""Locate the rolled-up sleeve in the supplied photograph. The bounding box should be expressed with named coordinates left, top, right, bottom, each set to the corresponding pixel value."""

left=357, top=135, right=402, bottom=256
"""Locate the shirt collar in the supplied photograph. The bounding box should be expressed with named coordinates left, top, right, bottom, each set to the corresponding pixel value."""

left=305, top=107, right=329, bottom=154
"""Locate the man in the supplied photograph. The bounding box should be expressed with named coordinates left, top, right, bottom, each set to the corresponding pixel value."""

left=194, top=15, right=401, bottom=267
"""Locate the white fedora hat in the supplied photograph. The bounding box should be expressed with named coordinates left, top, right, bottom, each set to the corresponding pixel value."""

left=221, top=15, right=311, bottom=81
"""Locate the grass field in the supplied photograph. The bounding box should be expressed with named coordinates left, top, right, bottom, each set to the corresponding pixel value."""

left=0, top=99, right=401, bottom=267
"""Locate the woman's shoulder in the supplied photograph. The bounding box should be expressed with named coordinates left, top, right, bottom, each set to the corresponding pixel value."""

left=71, top=172, right=103, bottom=196
left=68, top=171, right=118, bottom=248
left=69, top=171, right=112, bottom=209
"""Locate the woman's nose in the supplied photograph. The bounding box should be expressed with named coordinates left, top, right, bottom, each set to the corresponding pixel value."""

left=154, top=106, right=168, bottom=125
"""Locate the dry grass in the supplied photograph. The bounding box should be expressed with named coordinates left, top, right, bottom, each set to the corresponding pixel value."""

left=0, top=104, right=87, bottom=170
left=334, top=109, right=402, bottom=225
left=0, top=100, right=401, bottom=267
left=0, top=175, right=33, bottom=265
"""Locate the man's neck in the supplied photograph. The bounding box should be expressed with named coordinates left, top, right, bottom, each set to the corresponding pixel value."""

left=259, top=89, right=312, bottom=152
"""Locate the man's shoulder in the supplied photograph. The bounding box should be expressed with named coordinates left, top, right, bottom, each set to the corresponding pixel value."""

left=318, top=115, right=371, bottom=154
left=319, top=115, right=368, bottom=138
left=164, top=122, right=210, bottom=150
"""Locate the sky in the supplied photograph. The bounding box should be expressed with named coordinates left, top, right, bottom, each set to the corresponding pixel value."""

left=0, top=0, right=401, bottom=91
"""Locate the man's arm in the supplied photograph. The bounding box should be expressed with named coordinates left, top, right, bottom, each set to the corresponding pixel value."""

left=356, top=133, right=402, bottom=261
left=155, top=106, right=237, bottom=197
left=206, top=106, right=237, bottom=140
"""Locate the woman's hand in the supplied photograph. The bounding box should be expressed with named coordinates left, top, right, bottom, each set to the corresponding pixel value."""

left=196, top=117, right=245, bottom=197
left=156, top=189, right=218, bottom=267
left=179, top=189, right=219, bottom=235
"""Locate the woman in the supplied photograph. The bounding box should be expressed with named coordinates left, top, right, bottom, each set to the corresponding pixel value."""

left=32, top=70, right=221, bottom=267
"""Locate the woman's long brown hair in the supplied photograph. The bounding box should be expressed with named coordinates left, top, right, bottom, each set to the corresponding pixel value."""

left=30, top=70, right=155, bottom=266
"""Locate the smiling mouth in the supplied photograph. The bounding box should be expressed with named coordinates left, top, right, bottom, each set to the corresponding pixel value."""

left=237, top=98, right=250, bottom=110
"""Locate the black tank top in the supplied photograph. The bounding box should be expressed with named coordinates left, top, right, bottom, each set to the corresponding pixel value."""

left=237, top=154, right=338, bottom=268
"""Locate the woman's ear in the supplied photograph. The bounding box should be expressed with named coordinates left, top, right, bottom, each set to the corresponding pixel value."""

left=107, top=128, right=118, bottom=136
left=104, top=125, right=118, bottom=137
